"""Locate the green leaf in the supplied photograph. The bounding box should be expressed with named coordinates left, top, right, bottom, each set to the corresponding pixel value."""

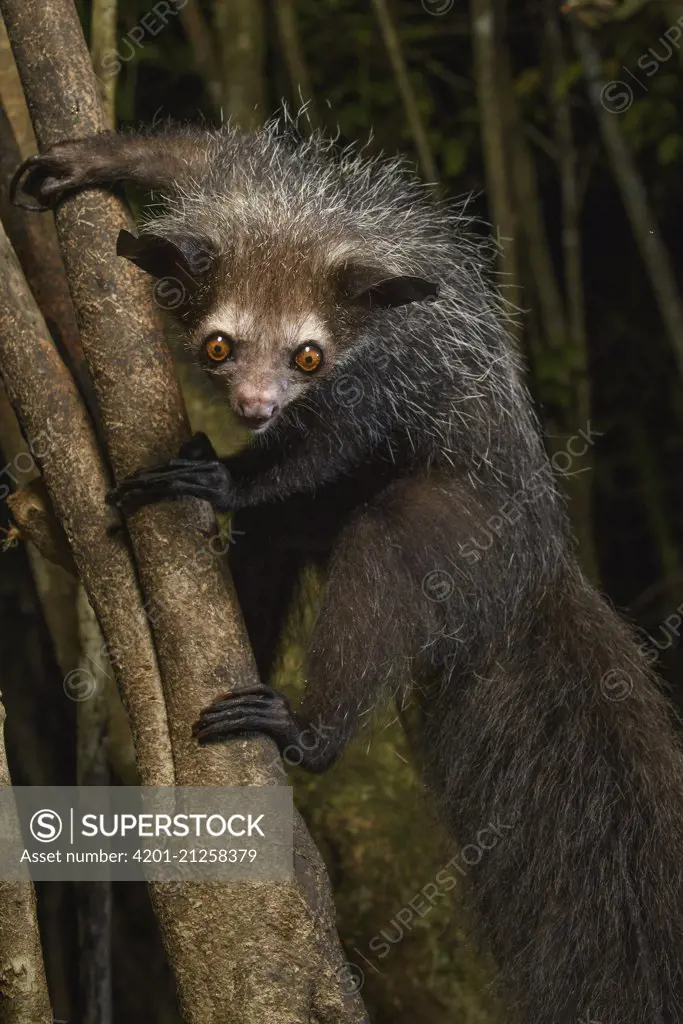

left=657, top=134, right=683, bottom=166
left=442, top=137, right=468, bottom=176
left=515, top=67, right=541, bottom=98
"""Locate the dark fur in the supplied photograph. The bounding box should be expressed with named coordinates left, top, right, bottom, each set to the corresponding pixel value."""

left=15, top=123, right=683, bottom=1024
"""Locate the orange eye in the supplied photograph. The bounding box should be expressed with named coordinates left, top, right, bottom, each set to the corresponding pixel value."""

left=293, top=343, right=323, bottom=373
left=204, top=333, right=233, bottom=363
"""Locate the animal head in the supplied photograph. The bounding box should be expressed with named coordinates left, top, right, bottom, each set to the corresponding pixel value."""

left=118, top=228, right=438, bottom=432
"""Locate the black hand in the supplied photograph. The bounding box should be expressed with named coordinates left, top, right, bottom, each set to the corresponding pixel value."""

left=178, top=431, right=219, bottom=462
left=193, top=685, right=301, bottom=754
left=11, top=143, right=91, bottom=211
left=107, top=455, right=232, bottom=511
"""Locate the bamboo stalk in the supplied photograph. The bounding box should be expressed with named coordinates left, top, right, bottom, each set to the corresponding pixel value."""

left=215, top=0, right=266, bottom=129
left=572, top=17, right=683, bottom=379
left=371, top=0, right=439, bottom=183
left=470, top=0, right=519, bottom=292
left=275, top=0, right=317, bottom=126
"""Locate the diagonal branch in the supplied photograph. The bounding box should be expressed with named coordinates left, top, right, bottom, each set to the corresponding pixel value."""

left=0, top=0, right=368, bottom=1020
left=0, top=216, right=174, bottom=787
left=177, top=2, right=221, bottom=108
left=371, top=0, right=439, bottom=183
left=571, top=16, right=683, bottom=378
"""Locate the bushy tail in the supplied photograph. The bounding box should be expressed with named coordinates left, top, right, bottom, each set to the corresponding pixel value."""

left=429, top=570, right=683, bottom=1024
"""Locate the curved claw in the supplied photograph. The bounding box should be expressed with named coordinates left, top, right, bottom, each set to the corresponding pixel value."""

left=196, top=685, right=274, bottom=720
left=10, top=147, right=89, bottom=211
left=192, top=685, right=297, bottom=747
left=106, top=467, right=178, bottom=507
left=9, top=157, right=56, bottom=211
left=106, top=455, right=229, bottom=507
left=111, top=458, right=215, bottom=489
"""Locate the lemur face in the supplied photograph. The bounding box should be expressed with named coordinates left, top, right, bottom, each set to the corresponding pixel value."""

left=183, top=253, right=437, bottom=432
left=190, top=302, right=336, bottom=433
left=116, top=227, right=437, bottom=433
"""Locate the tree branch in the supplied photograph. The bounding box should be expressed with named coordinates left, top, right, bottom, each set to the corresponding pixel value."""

left=0, top=0, right=368, bottom=1019
left=0, top=81, right=82, bottom=380
left=0, top=14, right=34, bottom=156
left=90, top=0, right=117, bottom=128
left=0, top=700, right=52, bottom=1024
left=7, top=480, right=75, bottom=573
left=0, top=216, right=174, bottom=787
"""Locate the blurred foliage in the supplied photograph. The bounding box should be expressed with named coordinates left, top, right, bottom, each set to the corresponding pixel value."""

left=3, top=0, right=683, bottom=1020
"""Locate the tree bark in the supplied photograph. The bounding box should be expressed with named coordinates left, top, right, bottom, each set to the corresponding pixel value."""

left=90, top=0, right=117, bottom=128
left=0, top=216, right=174, bottom=787
left=87, top=7, right=116, bottom=1017
left=0, top=78, right=82, bottom=379
left=0, top=395, right=78, bottom=1024
left=0, top=14, right=33, bottom=156
left=0, top=0, right=368, bottom=1020
left=75, top=587, right=113, bottom=1024
left=0, top=701, right=52, bottom=1024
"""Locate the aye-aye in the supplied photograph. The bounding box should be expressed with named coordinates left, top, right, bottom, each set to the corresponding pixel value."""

left=13, top=124, right=683, bottom=1024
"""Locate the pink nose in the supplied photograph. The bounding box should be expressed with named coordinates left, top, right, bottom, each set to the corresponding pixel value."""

left=235, top=392, right=280, bottom=426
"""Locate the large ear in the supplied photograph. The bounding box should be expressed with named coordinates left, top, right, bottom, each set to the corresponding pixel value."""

left=340, top=263, right=439, bottom=309
left=116, top=229, right=216, bottom=288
